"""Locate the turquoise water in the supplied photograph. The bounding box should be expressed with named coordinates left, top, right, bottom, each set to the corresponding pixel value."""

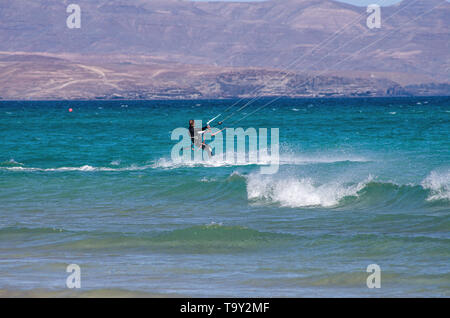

left=0, top=97, right=449, bottom=297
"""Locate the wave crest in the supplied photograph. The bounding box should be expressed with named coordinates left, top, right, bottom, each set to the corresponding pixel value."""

left=421, top=170, right=450, bottom=202
left=247, top=174, right=372, bottom=208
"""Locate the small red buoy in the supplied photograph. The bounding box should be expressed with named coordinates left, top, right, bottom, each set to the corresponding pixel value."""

left=68, top=108, right=73, bottom=112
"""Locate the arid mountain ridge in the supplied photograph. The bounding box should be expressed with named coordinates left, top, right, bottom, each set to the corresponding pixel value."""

left=0, top=0, right=448, bottom=99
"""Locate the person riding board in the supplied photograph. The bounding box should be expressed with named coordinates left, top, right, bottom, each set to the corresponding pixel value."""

left=189, top=119, right=214, bottom=158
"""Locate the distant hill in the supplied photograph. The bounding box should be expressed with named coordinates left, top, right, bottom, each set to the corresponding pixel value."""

left=0, top=0, right=448, bottom=99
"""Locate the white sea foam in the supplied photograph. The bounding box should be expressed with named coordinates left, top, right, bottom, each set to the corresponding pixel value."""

left=229, top=171, right=243, bottom=177
left=3, top=164, right=153, bottom=172
left=110, top=160, right=121, bottom=166
left=151, top=152, right=370, bottom=169
left=200, top=177, right=216, bottom=182
left=2, top=153, right=370, bottom=173
left=3, top=159, right=24, bottom=166
left=421, top=170, right=450, bottom=201
left=246, top=174, right=372, bottom=208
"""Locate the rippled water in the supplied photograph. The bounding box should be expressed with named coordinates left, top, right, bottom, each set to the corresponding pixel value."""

left=0, top=98, right=449, bottom=297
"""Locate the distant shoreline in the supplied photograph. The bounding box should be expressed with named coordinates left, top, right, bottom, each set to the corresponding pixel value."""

left=1, top=96, right=449, bottom=103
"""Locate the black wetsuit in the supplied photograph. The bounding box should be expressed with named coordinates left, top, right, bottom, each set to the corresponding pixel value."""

left=189, top=125, right=208, bottom=144
left=189, top=124, right=213, bottom=157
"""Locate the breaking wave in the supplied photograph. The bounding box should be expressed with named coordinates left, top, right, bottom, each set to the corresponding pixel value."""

left=247, top=174, right=372, bottom=207
left=421, top=170, right=450, bottom=202
left=245, top=171, right=449, bottom=208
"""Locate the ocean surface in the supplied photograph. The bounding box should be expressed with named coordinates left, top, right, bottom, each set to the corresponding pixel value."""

left=0, top=97, right=449, bottom=297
